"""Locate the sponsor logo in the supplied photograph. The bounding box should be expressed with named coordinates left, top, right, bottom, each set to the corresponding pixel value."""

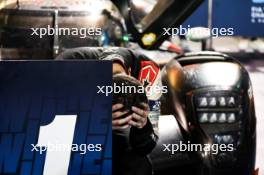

left=138, top=61, right=159, bottom=87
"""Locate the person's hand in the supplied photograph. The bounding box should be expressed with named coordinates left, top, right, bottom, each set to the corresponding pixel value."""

left=128, top=103, right=149, bottom=129
left=112, top=103, right=132, bottom=130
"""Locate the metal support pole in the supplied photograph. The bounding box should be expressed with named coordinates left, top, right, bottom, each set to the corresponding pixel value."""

left=53, top=10, right=59, bottom=58
left=207, top=0, right=213, bottom=50
left=16, top=0, right=20, bottom=9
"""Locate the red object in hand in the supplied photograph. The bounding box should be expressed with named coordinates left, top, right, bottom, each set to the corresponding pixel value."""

left=253, top=168, right=259, bottom=175
left=161, top=41, right=183, bottom=54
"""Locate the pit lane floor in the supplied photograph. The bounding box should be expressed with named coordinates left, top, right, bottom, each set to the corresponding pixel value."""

left=245, top=59, right=264, bottom=175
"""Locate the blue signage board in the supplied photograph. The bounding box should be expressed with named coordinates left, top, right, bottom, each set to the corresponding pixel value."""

left=183, top=0, right=264, bottom=36
left=0, top=61, right=112, bottom=175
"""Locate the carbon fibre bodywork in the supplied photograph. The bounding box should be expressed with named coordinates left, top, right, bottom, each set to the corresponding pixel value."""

left=152, top=51, right=256, bottom=175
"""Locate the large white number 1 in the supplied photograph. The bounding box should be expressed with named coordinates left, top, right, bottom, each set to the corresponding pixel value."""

left=37, top=115, right=77, bottom=175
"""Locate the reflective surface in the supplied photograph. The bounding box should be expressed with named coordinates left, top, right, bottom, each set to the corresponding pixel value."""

left=130, top=0, right=175, bottom=31
left=0, top=0, right=127, bottom=59
left=159, top=51, right=256, bottom=175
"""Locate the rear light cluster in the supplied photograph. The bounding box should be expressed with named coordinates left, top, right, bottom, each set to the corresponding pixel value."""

left=214, top=134, right=235, bottom=145
left=195, top=95, right=240, bottom=124
left=198, top=112, right=236, bottom=124
left=193, top=92, right=243, bottom=166
left=196, top=96, right=236, bottom=108
left=213, top=133, right=238, bottom=164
